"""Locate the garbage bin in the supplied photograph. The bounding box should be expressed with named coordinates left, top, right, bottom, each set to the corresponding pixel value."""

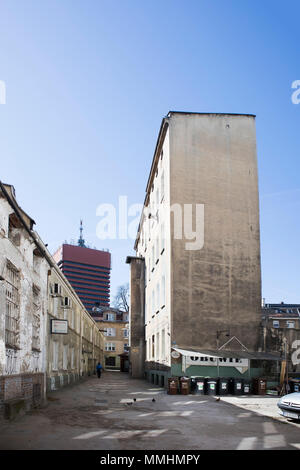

left=194, top=377, right=206, bottom=395
left=206, top=378, right=218, bottom=396
left=168, top=377, right=179, bottom=395
left=229, top=378, right=244, bottom=395
left=190, top=377, right=197, bottom=393
left=252, top=378, right=267, bottom=395
left=217, top=377, right=229, bottom=395
left=243, top=379, right=252, bottom=395
left=289, top=379, right=300, bottom=393
left=180, top=377, right=191, bottom=395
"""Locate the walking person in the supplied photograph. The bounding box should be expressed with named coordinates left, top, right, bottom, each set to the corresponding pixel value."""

left=96, top=362, right=103, bottom=379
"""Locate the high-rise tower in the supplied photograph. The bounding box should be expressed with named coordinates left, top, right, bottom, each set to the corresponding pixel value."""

left=53, top=222, right=111, bottom=312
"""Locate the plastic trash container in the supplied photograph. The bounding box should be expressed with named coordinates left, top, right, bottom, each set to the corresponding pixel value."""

left=217, top=377, right=229, bottom=395
left=195, top=377, right=206, bottom=395
left=180, top=377, right=191, bottom=395
left=252, top=378, right=267, bottom=395
left=289, top=379, right=300, bottom=393
left=229, top=378, right=244, bottom=395
left=206, top=378, right=218, bottom=396
left=243, top=379, right=252, bottom=395
left=168, top=377, right=179, bottom=395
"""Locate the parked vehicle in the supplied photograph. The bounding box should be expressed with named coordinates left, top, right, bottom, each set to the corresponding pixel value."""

left=277, top=392, right=300, bottom=420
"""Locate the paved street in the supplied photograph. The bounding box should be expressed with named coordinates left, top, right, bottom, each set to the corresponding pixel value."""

left=0, top=371, right=300, bottom=450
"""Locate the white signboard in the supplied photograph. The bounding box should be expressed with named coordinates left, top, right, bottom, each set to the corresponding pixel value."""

left=185, top=355, right=249, bottom=373
left=51, top=319, right=68, bottom=334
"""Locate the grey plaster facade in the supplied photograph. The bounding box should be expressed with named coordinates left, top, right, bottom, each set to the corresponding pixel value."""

left=130, top=112, right=262, bottom=382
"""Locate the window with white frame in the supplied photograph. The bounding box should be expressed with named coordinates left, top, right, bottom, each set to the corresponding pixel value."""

left=5, top=261, right=20, bottom=349
left=123, top=328, right=129, bottom=338
left=62, top=296, right=71, bottom=307
left=54, top=283, right=61, bottom=295
left=273, top=320, right=279, bottom=328
left=124, top=343, right=129, bottom=352
left=106, top=313, right=115, bottom=321
left=104, top=327, right=116, bottom=337
left=156, top=332, right=160, bottom=360
left=287, top=321, right=295, bottom=329
left=105, top=342, right=116, bottom=351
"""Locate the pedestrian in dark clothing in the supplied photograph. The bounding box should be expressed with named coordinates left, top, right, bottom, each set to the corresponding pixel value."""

left=96, top=362, right=103, bottom=378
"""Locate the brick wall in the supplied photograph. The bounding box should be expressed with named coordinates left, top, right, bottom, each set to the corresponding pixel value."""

left=0, top=373, right=45, bottom=419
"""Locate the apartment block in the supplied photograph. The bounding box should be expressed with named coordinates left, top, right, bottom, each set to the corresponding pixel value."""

left=91, top=306, right=129, bottom=371
left=128, top=112, right=268, bottom=385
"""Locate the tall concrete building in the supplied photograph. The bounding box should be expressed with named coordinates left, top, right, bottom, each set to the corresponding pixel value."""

left=53, top=231, right=111, bottom=313
left=127, top=112, right=269, bottom=384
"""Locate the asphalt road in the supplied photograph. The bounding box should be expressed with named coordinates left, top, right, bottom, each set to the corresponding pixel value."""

left=0, top=371, right=300, bottom=450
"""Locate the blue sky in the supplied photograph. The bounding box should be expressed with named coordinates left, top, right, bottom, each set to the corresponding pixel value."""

left=0, top=0, right=299, bottom=303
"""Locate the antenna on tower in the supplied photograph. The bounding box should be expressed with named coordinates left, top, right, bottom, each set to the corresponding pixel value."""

left=78, top=219, right=86, bottom=247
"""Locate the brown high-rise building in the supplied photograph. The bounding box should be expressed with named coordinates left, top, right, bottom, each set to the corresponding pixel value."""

left=53, top=242, right=111, bottom=313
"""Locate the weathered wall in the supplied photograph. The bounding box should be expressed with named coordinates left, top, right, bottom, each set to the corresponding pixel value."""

left=0, top=195, right=49, bottom=411
left=46, top=266, right=104, bottom=391
left=128, top=257, right=146, bottom=378
left=169, top=113, right=261, bottom=352
left=262, top=319, right=300, bottom=373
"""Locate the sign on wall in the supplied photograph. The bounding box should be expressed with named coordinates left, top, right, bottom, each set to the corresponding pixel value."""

left=185, top=355, right=249, bottom=373
left=51, top=319, right=68, bottom=334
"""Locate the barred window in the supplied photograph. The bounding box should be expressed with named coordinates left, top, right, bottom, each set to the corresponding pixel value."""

left=32, top=284, right=41, bottom=351
left=105, top=356, right=116, bottom=366
left=5, top=261, right=20, bottom=349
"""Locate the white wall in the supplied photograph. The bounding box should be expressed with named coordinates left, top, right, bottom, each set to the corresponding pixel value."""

left=136, top=128, right=171, bottom=367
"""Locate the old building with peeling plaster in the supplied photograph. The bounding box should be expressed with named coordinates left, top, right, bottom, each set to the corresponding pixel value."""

left=0, top=182, right=105, bottom=419
left=0, top=183, right=49, bottom=418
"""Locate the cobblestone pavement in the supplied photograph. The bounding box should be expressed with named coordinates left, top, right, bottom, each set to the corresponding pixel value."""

left=0, top=371, right=300, bottom=450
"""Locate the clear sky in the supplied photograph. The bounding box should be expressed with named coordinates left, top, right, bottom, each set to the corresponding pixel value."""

left=0, top=0, right=299, bottom=303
